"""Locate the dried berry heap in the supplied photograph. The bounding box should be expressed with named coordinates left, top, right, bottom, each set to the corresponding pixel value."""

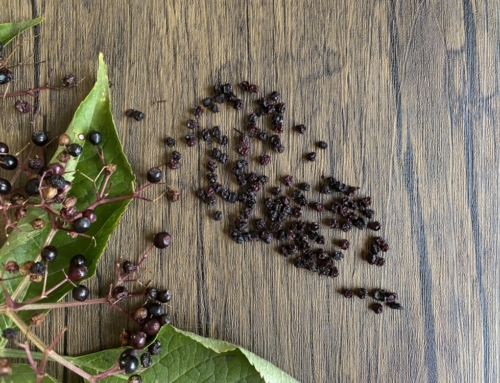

left=163, top=80, right=403, bottom=314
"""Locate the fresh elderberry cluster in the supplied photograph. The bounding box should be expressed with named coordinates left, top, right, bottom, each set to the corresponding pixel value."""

left=157, top=80, right=402, bottom=314
left=0, top=124, right=174, bottom=381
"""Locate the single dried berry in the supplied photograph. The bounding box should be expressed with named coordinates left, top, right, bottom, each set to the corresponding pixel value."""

left=1, top=328, right=17, bottom=341
left=305, top=152, right=317, bottom=162
left=148, top=340, right=162, bottom=355
left=112, top=286, right=129, bottom=300
left=4, top=261, right=19, bottom=274
left=212, top=211, right=222, bottom=221
left=343, top=289, right=353, bottom=298
left=133, top=110, right=145, bottom=121
left=140, top=352, right=152, bottom=368
left=357, top=288, right=368, bottom=299
left=372, top=303, right=383, bottom=314
left=62, top=74, right=77, bottom=87
left=337, top=239, right=350, bottom=250
left=186, top=119, right=198, bottom=129
left=317, top=141, right=328, bottom=149
left=388, top=302, right=404, bottom=310
left=367, top=221, right=381, bottom=231
left=133, top=308, right=148, bottom=322
left=295, top=124, right=306, bottom=134
left=259, top=154, right=271, bottom=166
left=154, top=232, right=171, bottom=248
left=283, top=175, right=294, bottom=187
left=15, top=100, right=31, bottom=113
left=194, top=105, right=204, bottom=118
left=31, top=218, right=45, bottom=230
left=30, top=262, right=46, bottom=275
left=123, top=261, right=137, bottom=274
left=164, top=136, right=176, bottom=147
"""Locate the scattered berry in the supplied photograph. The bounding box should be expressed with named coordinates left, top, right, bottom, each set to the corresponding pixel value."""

left=88, top=130, right=102, bottom=145
left=72, top=285, right=90, bottom=301
left=153, top=232, right=171, bottom=249
left=146, top=167, right=163, bottom=183
left=67, top=143, right=83, bottom=157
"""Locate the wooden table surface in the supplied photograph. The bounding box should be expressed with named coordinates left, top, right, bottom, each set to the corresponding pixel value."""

left=1, top=1, right=498, bottom=382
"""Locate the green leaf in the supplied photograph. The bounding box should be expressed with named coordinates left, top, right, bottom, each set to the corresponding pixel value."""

left=70, top=325, right=300, bottom=383
left=4, top=363, right=59, bottom=383
left=0, top=53, right=135, bottom=340
left=0, top=17, right=43, bottom=46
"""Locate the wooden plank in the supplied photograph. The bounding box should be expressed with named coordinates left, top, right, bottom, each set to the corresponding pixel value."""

left=1, top=0, right=498, bottom=382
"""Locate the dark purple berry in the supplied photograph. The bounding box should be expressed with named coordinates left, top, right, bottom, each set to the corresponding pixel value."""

left=73, top=217, right=91, bottom=233
left=143, top=318, right=161, bottom=335
left=295, top=124, right=306, bottom=134
left=0, top=142, right=9, bottom=155
left=82, top=209, right=97, bottom=223
left=372, top=303, right=383, bottom=314
left=130, top=332, right=147, bottom=350
left=0, top=67, right=14, bottom=84
left=146, top=167, right=162, bottom=183
left=0, top=155, right=18, bottom=170
left=212, top=211, right=222, bottom=221
left=122, top=261, right=137, bottom=274
left=41, top=246, right=58, bottom=262
left=153, top=232, right=171, bottom=249
left=186, top=119, right=198, bottom=129
left=88, top=130, right=102, bottom=145
left=0, top=178, right=11, bottom=195
left=62, top=74, right=77, bottom=87
left=343, top=289, right=353, bottom=298
left=46, top=162, right=65, bottom=176
left=119, top=354, right=139, bottom=374
left=305, top=152, right=317, bottom=162
left=50, top=175, right=66, bottom=189
left=72, top=285, right=90, bottom=301
left=164, top=137, right=175, bottom=147
left=148, top=304, right=164, bottom=317
left=68, top=265, right=88, bottom=281
left=67, top=143, right=83, bottom=157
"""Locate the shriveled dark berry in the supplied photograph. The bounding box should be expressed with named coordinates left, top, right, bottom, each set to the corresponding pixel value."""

left=0, top=67, right=14, bottom=84
left=372, top=303, right=383, bottom=314
left=1, top=155, right=18, bottom=170
left=337, top=239, right=350, bottom=250
left=388, top=302, right=404, bottom=310
left=68, top=265, right=88, bottom=281
left=305, top=152, right=317, bottom=162
left=112, top=286, right=129, bottom=300
left=15, top=100, right=31, bottom=113
left=186, top=119, right=198, bottom=129
left=164, top=136, right=176, bottom=147
left=41, top=246, right=58, bottom=262
left=30, top=261, right=45, bottom=275
left=72, top=285, right=90, bottom=301
left=49, top=174, right=66, bottom=189
left=375, top=237, right=389, bottom=252
left=317, top=141, right=328, bottom=149
left=219, top=135, right=228, bottom=145
left=128, top=375, right=143, bottom=383
left=140, top=352, right=152, bottom=368
left=153, top=232, right=171, bottom=249
left=0, top=178, right=11, bottom=195
left=200, top=129, right=212, bottom=142
left=295, top=124, right=306, bottom=134
left=367, top=221, right=381, bottom=231
left=73, top=217, right=91, bottom=233
left=259, top=154, right=271, bottom=166
left=148, top=304, right=164, bottom=317
left=67, top=143, right=83, bottom=157
left=357, top=288, right=368, bottom=299
left=249, top=84, right=259, bottom=93
left=185, top=133, right=197, bottom=147
left=159, top=314, right=172, bottom=326
left=4, top=261, right=19, bottom=274
left=2, top=328, right=17, bottom=340
left=133, top=111, right=145, bottom=121
left=122, top=261, right=137, bottom=274
left=202, top=97, right=212, bottom=107
left=130, top=332, right=147, bottom=350
left=62, top=74, right=77, bottom=87
left=143, top=318, right=161, bottom=335
left=148, top=340, right=162, bottom=355
left=343, top=289, right=353, bottom=298
left=24, top=178, right=40, bottom=196
left=194, top=105, right=204, bottom=118
left=283, top=175, right=294, bottom=187
left=212, top=211, right=222, bottom=221
left=88, top=130, right=102, bottom=145
left=211, top=104, right=220, bottom=113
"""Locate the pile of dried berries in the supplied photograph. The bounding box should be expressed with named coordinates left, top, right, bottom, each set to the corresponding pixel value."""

left=156, top=80, right=402, bottom=314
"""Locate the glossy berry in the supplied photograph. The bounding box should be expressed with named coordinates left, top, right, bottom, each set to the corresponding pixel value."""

left=147, top=167, right=163, bottom=183
left=157, top=290, right=171, bottom=303
left=82, top=209, right=97, bottom=223
left=41, top=246, right=58, bottom=262
left=32, top=131, right=49, bottom=146
left=128, top=375, right=143, bottom=383
left=24, top=179, right=40, bottom=196
left=133, top=111, right=145, bottom=121
left=46, top=162, right=65, bottom=176
left=0, top=142, right=9, bottom=155
left=67, top=143, right=83, bottom=157
left=0, top=155, right=18, bottom=170
left=142, top=318, right=161, bottom=335
left=0, top=178, right=12, bottom=195
left=119, top=354, right=139, bottom=374
left=72, top=285, right=90, bottom=301
left=88, top=130, right=102, bottom=145
left=73, top=217, right=91, bottom=233
left=0, top=68, right=14, bottom=84
left=148, top=304, right=164, bottom=317
left=68, top=265, right=88, bottom=282
left=70, top=254, right=87, bottom=266
left=130, top=332, right=147, bottom=349
left=153, top=232, right=171, bottom=249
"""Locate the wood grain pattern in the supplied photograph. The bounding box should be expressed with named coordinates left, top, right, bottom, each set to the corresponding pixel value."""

left=1, top=1, right=498, bottom=382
